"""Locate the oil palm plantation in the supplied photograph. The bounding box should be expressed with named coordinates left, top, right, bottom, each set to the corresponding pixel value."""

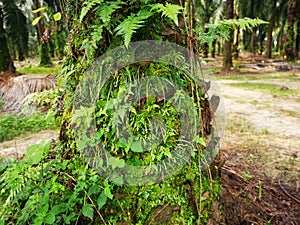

left=0, top=0, right=28, bottom=73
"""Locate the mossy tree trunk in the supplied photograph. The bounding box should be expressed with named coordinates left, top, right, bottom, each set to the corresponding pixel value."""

left=58, top=0, right=223, bottom=224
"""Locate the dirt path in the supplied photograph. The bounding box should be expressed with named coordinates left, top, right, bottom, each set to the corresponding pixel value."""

left=217, top=72, right=300, bottom=182
left=0, top=130, right=57, bottom=160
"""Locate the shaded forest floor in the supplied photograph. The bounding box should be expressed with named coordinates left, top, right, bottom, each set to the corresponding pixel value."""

left=1, top=54, right=300, bottom=224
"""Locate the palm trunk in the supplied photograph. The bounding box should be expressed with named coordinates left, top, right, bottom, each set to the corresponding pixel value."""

left=223, top=0, right=234, bottom=71
left=284, top=0, right=297, bottom=61
left=266, top=15, right=275, bottom=58
left=233, top=26, right=239, bottom=59
left=211, top=40, right=216, bottom=58
left=33, top=0, right=52, bottom=66
left=250, top=28, right=257, bottom=54
left=0, top=8, right=15, bottom=74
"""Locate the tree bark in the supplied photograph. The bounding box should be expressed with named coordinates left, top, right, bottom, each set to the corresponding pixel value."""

left=266, top=0, right=276, bottom=59
left=284, top=0, right=297, bottom=61
left=0, top=8, right=15, bottom=73
left=223, top=0, right=234, bottom=71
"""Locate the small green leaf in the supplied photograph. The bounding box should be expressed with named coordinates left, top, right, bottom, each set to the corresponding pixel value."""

left=32, top=16, right=42, bottom=25
left=88, top=185, right=101, bottom=195
left=82, top=204, right=94, bottom=220
left=32, top=7, right=46, bottom=13
left=131, top=141, right=143, bottom=153
left=53, top=12, right=61, bottom=21
left=44, top=212, right=55, bottom=224
left=27, top=142, right=50, bottom=165
left=97, top=192, right=107, bottom=209
left=104, top=186, right=113, bottom=199
left=198, top=137, right=206, bottom=147
left=108, top=157, right=125, bottom=169
left=117, top=137, right=127, bottom=148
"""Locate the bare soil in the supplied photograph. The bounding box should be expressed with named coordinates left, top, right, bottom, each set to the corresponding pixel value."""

left=0, top=130, right=57, bottom=160
left=212, top=55, right=300, bottom=224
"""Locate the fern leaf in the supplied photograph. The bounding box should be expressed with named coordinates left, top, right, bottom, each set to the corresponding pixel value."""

left=80, top=0, right=105, bottom=22
left=115, top=11, right=153, bottom=47
left=151, top=3, right=183, bottom=26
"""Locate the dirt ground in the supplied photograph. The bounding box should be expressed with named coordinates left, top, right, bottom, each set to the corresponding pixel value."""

left=0, top=130, right=57, bottom=160
left=210, top=54, right=300, bottom=224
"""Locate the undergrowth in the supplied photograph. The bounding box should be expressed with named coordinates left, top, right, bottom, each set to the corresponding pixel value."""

left=0, top=113, right=57, bottom=143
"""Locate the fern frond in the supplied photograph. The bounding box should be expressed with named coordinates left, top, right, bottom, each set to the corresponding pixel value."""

left=151, top=3, right=183, bottom=26
left=115, top=10, right=153, bottom=47
left=79, top=0, right=105, bottom=22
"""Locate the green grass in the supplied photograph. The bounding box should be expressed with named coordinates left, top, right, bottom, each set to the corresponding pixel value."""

left=0, top=113, right=58, bottom=143
left=215, top=72, right=299, bottom=81
left=17, top=65, right=61, bottom=75
left=229, top=82, right=300, bottom=97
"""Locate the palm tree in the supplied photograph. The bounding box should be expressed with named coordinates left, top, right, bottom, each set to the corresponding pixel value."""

left=223, top=0, right=234, bottom=71
left=195, top=0, right=224, bottom=57
left=0, top=5, right=15, bottom=73
left=0, top=0, right=28, bottom=73
left=284, top=0, right=297, bottom=61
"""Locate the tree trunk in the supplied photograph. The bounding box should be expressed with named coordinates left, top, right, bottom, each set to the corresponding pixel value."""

left=0, top=8, right=15, bottom=73
left=277, top=21, right=285, bottom=53
left=284, top=0, right=297, bottom=61
left=33, top=0, right=52, bottom=66
left=211, top=40, right=216, bottom=58
left=294, top=1, right=300, bottom=59
left=223, top=0, right=234, bottom=71
left=250, top=28, right=257, bottom=54
left=233, top=26, right=239, bottom=59
left=266, top=12, right=276, bottom=58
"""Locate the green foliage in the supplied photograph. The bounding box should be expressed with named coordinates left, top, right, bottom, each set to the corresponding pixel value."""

left=196, top=17, right=268, bottom=46
left=115, top=9, right=153, bottom=47
left=0, top=113, right=57, bottom=142
left=0, top=1, right=222, bottom=224
left=151, top=3, right=183, bottom=26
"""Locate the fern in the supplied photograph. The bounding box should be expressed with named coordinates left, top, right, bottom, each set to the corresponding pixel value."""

left=218, top=17, right=268, bottom=31
left=196, top=17, right=268, bottom=45
left=79, top=0, right=105, bottom=22
left=151, top=3, right=183, bottom=26
left=115, top=10, right=153, bottom=47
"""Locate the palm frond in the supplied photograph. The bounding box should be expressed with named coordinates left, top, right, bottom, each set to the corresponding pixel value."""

left=0, top=74, right=56, bottom=114
left=3, top=0, right=29, bottom=60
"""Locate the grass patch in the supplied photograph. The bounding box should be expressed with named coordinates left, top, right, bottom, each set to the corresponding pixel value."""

left=17, top=65, right=61, bottom=75
left=229, top=82, right=299, bottom=97
left=0, top=113, right=57, bottom=143
left=215, top=72, right=299, bottom=81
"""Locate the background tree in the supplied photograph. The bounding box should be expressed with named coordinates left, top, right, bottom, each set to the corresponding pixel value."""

left=0, top=5, right=15, bottom=73
left=285, top=0, right=297, bottom=61
left=223, top=0, right=234, bottom=71
left=32, top=0, right=51, bottom=66
left=3, top=0, right=29, bottom=61
left=0, top=0, right=28, bottom=73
